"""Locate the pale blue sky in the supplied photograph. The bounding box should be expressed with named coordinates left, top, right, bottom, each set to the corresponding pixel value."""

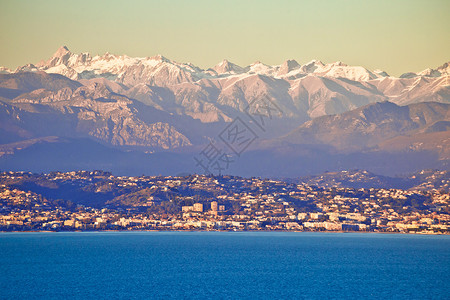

left=1, top=0, right=449, bottom=75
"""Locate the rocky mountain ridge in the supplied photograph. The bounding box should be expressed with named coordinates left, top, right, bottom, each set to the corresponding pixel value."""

left=0, top=47, right=449, bottom=177
left=279, top=101, right=450, bottom=153
left=2, top=46, right=448, bottom=123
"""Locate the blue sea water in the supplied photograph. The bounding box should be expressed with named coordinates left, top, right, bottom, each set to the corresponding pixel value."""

left=0, top=232, right=449, bottom=299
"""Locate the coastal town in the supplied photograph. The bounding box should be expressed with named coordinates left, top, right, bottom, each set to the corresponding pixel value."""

left=0, top=170, right=449, bottom=234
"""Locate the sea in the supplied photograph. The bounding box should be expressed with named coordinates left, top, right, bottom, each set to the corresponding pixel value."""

left=0, top=232, right=449, bottom=299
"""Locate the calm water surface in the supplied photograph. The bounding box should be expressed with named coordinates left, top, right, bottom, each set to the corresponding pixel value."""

left=1, top=232, right=449, bottom=299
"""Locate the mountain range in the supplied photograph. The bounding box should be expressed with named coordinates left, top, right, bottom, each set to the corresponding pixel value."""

left=0, top=47, right=448, bottom=177
left=293, top=169, right=449, bottom=191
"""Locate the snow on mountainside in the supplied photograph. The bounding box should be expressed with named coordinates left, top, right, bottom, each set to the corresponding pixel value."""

left=3, top=46, right=449, bottom=125
left=34, top=46, right=204, bottom=86
left=30, top=46, right=390, bottom=83
left=405, top=62, right=450, bottom=78
left=213, top=59, right=245, bottom=75
left=280, top=60, right=380, bottom=81
left=0, top=67, right=12, bottom=74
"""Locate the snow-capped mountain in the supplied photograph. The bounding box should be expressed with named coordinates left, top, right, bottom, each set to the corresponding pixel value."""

left=212, top=59, right=245, bottom=75
left=5, top=46, right=446, bottom=125
left=29, top=46, right=204, bottom=87
left=28, top=46, right=390, bottom=83
left=0, top=47, right=449, bottom=158
left=406, top=62, right=450, bottom=78
left=1, top=45, right=449, bottom=176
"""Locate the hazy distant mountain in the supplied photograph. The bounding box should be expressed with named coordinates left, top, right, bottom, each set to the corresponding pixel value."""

left=0, top=47, right=449, bottom=177
left=294, top=169, right=449, bottom=191
left=235, top=101, right=450, bottom=177
left=0, top=71, right=81, bottom=99
left=0, top=78, right=198, bottom=149
left=279, top=101, right=450, bottom=152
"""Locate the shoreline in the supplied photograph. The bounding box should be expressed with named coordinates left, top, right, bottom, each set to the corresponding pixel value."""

left=0, top=229, right=448, bottom=235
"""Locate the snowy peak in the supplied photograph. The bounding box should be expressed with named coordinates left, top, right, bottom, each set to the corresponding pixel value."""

left=289, top=60, right=380, bottom=81
left=277, top=59, right=301, bottom=75
left=15, top=63, right=39, bottom=73
left=7, top=47, right=449, bottom=90
left=418, top=62, right=450, bottom=77
left=248, top=61, right=274, bottom=75
left=373, top=69, right=389, bottom=77
left=418, top=68, right=441, bottom=78
left=437, top=62, right=450, bottom=73
left=299, top=60, right=325, bottom=73
left=37, top=46, right=74, bottom=69
left=0, top=66, right=11, bottom=74
left=321, top=63, right=377, bottom=81
left=22, top=47, right=394, bottom=82
left=402, top=62, right=450, bottom=78
left=53, top=45, right=71, bottom=58
left=332, top=61, right=347, bottom=67
left=100, top=52, right=119, bottom=61
left=213, top=59, right=244, bottom=74
left=33, top=47, right=206, bottom=86
left=148, top=54, right=170, bottom=63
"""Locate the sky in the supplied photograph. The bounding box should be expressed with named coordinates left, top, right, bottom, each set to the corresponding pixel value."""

left=0, top=0, right=449, bottom=76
